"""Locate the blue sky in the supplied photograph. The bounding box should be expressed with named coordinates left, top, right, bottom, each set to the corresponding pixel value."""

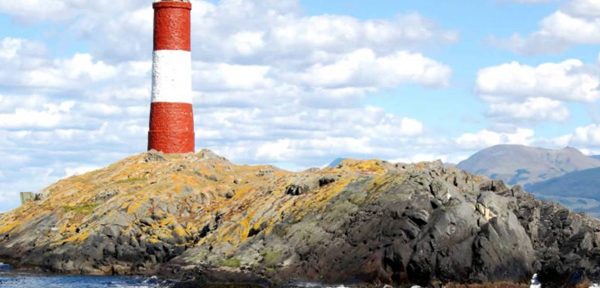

left=0, top=0, right=599, bottom=212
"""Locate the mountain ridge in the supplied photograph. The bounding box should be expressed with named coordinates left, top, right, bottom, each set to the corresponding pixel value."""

left=457, top=144, right=600, bottom=186
left=526, top=167, right=600, bottom=200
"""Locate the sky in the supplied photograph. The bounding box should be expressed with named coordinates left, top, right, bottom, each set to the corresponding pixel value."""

left=0, top=0, right=600, bottom=211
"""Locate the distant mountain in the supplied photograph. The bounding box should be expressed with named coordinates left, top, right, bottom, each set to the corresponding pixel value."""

left=526, top=167, right=600, bottom=200
left=457, top=145, right=600, bottom=186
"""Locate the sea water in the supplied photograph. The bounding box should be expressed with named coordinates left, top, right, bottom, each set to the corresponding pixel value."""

left=0, top=274, right=168, bottom=288
left=0, top=263, right=169, bottom=288
left=9, top=262, right=600, bottom=288
left=0, top=263, right=345, bottom=288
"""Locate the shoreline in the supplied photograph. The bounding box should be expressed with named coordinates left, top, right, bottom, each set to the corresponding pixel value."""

left=6, top=261, right=599, bottom=288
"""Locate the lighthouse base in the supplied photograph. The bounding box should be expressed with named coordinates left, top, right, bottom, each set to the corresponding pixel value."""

left=148, top=102, right=195, bottom=154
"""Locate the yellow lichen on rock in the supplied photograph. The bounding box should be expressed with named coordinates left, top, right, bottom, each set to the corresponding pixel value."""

left=0, top=150, right=441, bottom=277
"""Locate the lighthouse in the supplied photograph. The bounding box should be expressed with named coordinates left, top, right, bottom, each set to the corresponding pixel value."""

left=148, top=0, right=195, bottom=154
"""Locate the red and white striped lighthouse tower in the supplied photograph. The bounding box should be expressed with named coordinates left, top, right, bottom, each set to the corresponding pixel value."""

left=148, top=0, right=195, bottom=154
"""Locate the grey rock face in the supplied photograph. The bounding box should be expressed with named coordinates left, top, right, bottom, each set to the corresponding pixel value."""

left=168, top=164, right=600, bottom=286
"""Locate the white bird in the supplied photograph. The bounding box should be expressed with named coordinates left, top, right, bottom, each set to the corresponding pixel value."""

left=530, top=273, right=541, bottom=288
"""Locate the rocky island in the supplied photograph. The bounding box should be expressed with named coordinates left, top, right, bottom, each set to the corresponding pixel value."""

left=1, top=150, right=600, bottom=287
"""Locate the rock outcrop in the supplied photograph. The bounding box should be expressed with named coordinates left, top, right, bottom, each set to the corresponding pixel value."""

left=1, top=150, right=600, bottom=287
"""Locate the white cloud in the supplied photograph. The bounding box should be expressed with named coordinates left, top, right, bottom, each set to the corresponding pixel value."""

left=0, top=38, right=45, bottom=60
left=455, top=128, right=535, bottom=150
left=229, top=32, right=265, bottom=56
left=549, top=124, right=600, bottom=156
left=64, top=165, right=100, bottom=177
left=488, top=97, right=570, bottom=122
left=0, top=102, right=75, bottom=129
left=255, top=139, right=296, bottom=161
left=195, top=105, right=425, bottom=163
left=194, top=62, right=272, bottom=91
left=477, top=60, right=600, bottom=102
left=20, top=54, right=118, bottom=89
left=0, top=1, right=457, bottom=62
left=0, top=0, right=69, bottom=22
left=396, top=118, right=424, bottom=136
left=475, top=59, right=599, bottom=123
left=293, top=49, right=451, bottom=89
left=565, top=0, right=600, bottom=18
left=491, top=0, right=600, bottom=54
left=264, top=13, right=458, bottom=56
left=0, top=42, right=129, bottom=91
left=561, top=124, right=600, bottom=146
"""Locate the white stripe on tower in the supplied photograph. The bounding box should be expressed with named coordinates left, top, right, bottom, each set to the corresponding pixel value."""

left=151, top=50, right=192, bottom=103
left=148, top=0, right=195, bottom=154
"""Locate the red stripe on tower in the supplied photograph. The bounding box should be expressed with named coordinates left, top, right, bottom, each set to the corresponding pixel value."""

left=148, top=0, right=195, bottom=154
